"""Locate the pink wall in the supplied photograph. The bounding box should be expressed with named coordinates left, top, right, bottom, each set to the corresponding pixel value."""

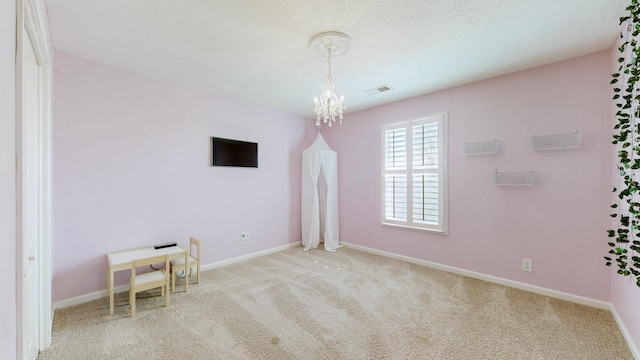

left=1, top=0, right=17, bottom=358
left=609, top=27, right=640, bottom=356
left=52, top=52, right=315, bottom=302
left=323, top=51, right=613, bottom=302
left=51, top=41, right=639, bottom=354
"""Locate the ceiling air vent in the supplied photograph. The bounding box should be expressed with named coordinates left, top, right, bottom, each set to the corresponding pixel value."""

left=364, top=84, right=393, bottom=95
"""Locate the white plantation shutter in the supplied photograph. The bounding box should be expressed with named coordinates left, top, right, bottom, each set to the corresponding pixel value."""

left=384, top=127, right=407, bottom=170
left=384, top=174, right=407, bottom=221
left=384, top=127, right=408, bottom=221
left=382, top=114, right=447, bottom=234
left=412, top=123, right=439, bottom=225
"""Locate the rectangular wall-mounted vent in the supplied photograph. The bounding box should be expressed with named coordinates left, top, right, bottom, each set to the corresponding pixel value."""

left=364, top=84, right=393, bottom=95
left=464, top=139, right=498, bottom=156
left=531, top=131, right=581, bottom=151
left=494, top=169, right=535, bottom=186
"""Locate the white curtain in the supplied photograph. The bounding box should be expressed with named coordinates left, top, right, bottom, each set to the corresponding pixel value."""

left=301, top=134, right=340, bottom=251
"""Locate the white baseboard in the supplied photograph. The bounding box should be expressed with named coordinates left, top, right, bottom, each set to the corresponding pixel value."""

left=53, top=284, right=127, bottom=310
left=199, top=242, right=300, bottom=272
left=610, top=304, right=640, bottom=360
left=53, top=242, right=302, bottom=310
left=56, top=241, right=608, bottom=310
left=54, top=240, right=637, bottom=358
left=345, top=241, right=640, bottom=358
left=341, top=242, right=610, bottom=310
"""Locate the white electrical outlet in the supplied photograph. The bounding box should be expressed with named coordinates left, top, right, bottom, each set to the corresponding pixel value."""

left=241, top=232, right=250, bottom=240
left=522, top=258, right=533, bottom=272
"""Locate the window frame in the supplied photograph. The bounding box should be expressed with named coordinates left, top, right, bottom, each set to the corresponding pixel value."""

left=380, top=112, right=448, bottom=235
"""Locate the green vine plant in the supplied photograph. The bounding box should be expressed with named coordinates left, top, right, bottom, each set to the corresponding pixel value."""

left=608, top=0, right=640, bottom=287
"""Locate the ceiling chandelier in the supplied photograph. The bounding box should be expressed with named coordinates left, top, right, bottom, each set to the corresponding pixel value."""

left=309, top=31, right=352, bottom=128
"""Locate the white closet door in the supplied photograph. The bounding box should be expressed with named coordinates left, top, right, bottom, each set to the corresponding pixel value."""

left=20, top=25, right=41, bottom=360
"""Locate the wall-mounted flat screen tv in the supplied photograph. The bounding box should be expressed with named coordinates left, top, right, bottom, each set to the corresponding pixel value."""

left=211, top=137, right=258, bottom=168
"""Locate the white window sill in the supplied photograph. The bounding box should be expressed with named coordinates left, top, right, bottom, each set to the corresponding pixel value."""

left=381, top=222, right=448, bottom=236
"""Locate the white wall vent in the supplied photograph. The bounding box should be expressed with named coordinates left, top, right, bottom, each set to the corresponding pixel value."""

left=364, top=84, right=393, bottom=95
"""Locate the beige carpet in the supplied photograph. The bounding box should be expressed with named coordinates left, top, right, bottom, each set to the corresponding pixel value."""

left=39, top=246, right=633, bottom=359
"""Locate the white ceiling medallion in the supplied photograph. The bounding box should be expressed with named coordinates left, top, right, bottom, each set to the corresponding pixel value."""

left=309, top=31, right=352, bottom=128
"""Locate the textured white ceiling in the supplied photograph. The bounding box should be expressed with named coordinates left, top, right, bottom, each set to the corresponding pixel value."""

left=46, top=0, right=627, bottom=118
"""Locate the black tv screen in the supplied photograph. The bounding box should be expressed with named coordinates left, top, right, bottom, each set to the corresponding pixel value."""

left=211, top=137, right=258, bottom=168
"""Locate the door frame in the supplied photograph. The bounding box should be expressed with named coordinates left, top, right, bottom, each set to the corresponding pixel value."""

left=15, top=0, right=52, bottom=356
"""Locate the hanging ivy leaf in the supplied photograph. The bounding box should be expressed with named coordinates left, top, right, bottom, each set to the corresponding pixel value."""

left=610, top=1, right=640, bottom=289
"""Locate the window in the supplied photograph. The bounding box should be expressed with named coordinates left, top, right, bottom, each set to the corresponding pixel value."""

left=382, top=113, right=448, bottom=234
